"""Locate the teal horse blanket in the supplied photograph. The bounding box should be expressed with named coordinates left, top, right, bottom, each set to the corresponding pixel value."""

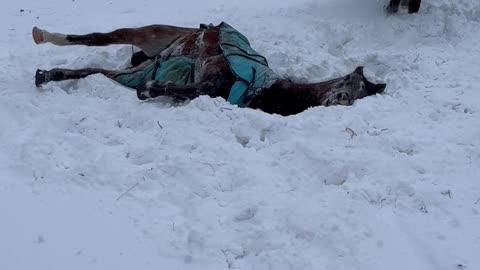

left=115, top=22, right=279, bottom=107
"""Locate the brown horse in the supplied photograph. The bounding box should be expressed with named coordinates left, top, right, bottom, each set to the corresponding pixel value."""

left=33, top=22, right=386, bottom=116
left=386, top=0, right=422, bottom=14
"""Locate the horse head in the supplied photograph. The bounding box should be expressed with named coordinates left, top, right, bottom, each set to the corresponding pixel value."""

left=321, top=66, right=386, bottom=106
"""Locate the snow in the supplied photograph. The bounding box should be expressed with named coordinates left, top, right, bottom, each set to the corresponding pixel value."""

left=1, top=0, right=480, bottom=269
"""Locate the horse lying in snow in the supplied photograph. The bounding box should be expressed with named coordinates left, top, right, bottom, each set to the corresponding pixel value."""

left=33, top=22, right=386, bottom=116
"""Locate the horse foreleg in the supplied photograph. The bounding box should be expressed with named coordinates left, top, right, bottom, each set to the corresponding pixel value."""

left=35, top=68, right=119, bottom=87
left=135, top=80, right=213, bottom=101
left=32, top=25, right=198, bottom=57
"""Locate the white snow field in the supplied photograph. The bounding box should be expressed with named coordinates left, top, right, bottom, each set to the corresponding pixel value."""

left=1, top=0, right=480, bottom=269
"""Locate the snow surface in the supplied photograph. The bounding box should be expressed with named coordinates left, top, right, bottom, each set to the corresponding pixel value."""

left=1, top=0, right=480, bottom=269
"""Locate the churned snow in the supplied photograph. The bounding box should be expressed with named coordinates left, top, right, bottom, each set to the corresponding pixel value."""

left=1, top=0, right=479, bottom=269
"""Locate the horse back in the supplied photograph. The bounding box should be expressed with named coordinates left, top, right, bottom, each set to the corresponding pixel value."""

left=164, top=28, right=223, bottom=60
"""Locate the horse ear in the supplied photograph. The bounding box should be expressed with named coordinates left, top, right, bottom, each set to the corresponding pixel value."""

left=363, top=76, right=386, bottom=95
left=353, top=66, right=364, bottom=76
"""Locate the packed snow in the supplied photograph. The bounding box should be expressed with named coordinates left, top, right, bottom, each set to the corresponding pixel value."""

left=1, top=0, right=479, bottom=269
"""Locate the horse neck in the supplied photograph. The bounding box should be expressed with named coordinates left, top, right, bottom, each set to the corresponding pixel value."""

left=250, top=79, right=332, bottom=115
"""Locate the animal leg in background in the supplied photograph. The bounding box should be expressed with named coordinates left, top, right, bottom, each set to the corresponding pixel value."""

left=386, top=0, right=401, bottom=13
left=386, top=0, right=421, bottom=14
left=408, top=0, right=421, bottom=13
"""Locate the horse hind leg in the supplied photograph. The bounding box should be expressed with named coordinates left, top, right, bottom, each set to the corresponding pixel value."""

left=32, top=24, right=199, bottom=57
left=35, top=68, right=118, bottom=87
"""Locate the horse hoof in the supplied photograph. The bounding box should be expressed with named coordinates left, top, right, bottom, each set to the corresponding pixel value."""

left=35, top=69, right=47, bottom=87
left=136, top=89, right=149, bottom=100
left=408, top=5, right=421, bottom=13
left=385, top=5, right=398, bottom=14
left=136, top=83, right=151, bottom=100
left=32, top=27, right=45, bottom=44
